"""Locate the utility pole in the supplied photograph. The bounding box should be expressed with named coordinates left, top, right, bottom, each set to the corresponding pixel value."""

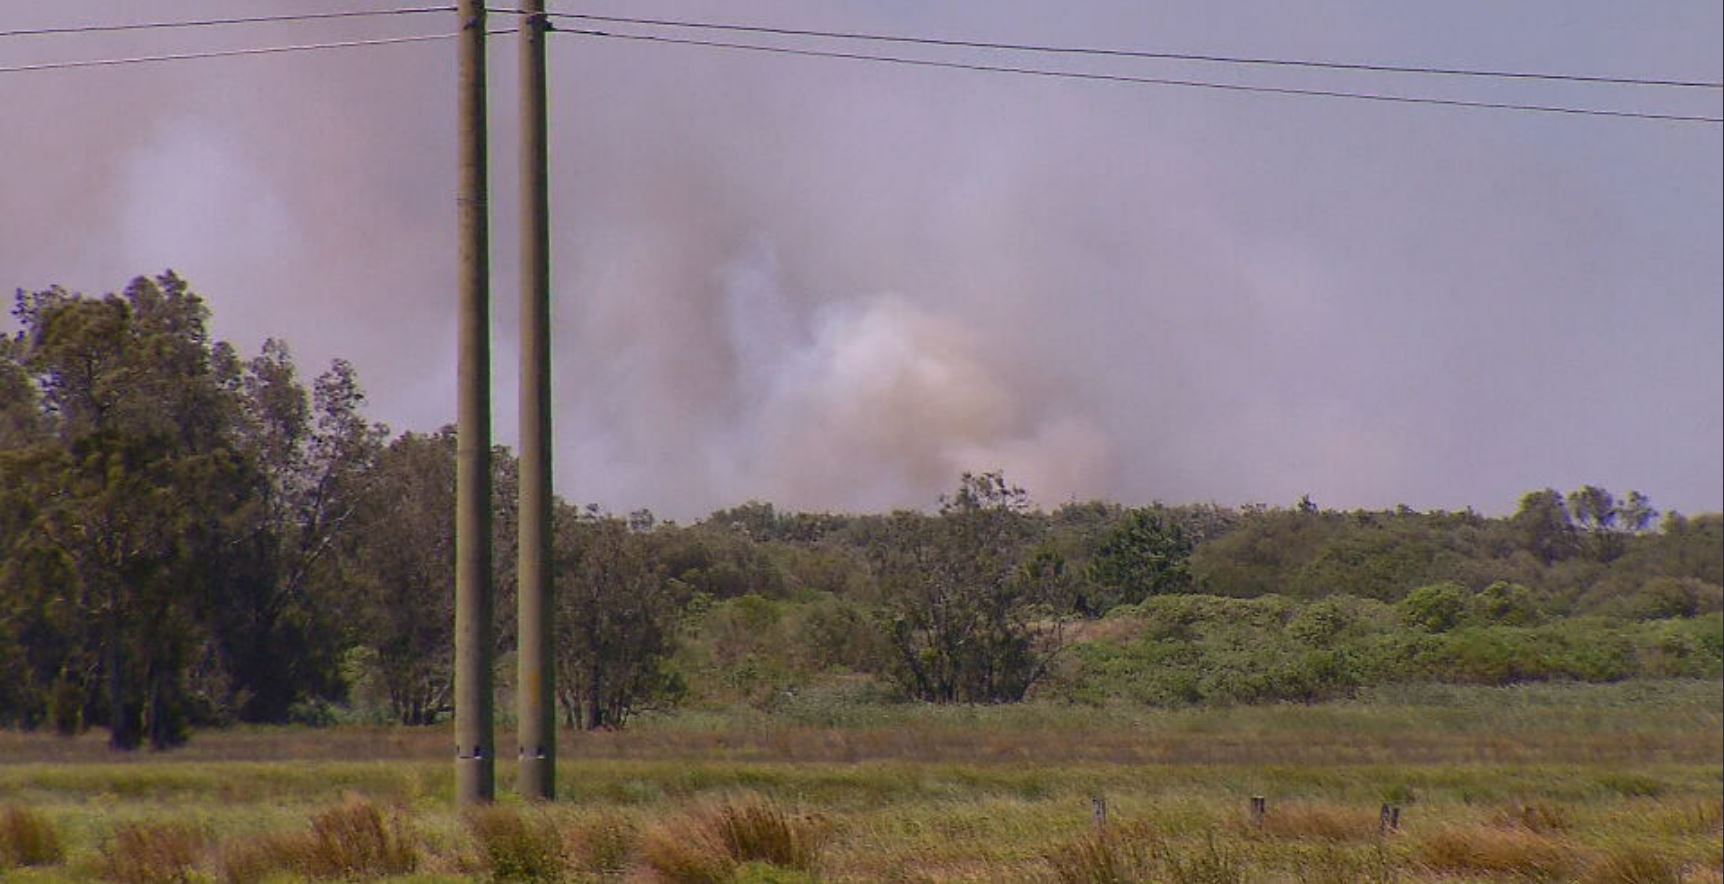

left=454, top=0, right=494, bottom=806
left=516, top=0, right=555, bottom=802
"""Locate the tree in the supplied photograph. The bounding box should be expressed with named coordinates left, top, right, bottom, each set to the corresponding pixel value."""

left=1617, top=491, right=1658, bottom=535
left=2, top=274, right=255, bottom=748
left=337, top=430, right=457, bottom=725
left=553, top=511, right=679, bottom=729
left=1568, top=485, right=1630, bottom=562
left=1084, top=507, right=1194, bottom=614
left=871, top=472, right=1067, bottom=703
left=1510, top=489, right=1578, bottom=564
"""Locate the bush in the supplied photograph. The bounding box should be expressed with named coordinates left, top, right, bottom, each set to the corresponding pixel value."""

left=1622, top=578, right=1724, bottom=620
left=0, top=805, right=64, bottom=868
left=1400, top=583, right=1471, bottom=632
left=1470, top=581, right=1546, bottom=626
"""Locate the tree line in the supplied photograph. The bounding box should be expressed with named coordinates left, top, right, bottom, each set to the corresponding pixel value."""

left=2, top=275, right=1719, bottom=748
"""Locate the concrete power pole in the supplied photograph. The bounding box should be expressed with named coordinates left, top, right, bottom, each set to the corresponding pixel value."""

left=516, top=0, right=556, bottom=801
left=454, top=0, right=495, bottom=806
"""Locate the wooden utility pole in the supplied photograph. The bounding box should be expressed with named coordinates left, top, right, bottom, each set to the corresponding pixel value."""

left=516, top=0, right=556, bottom=802
left=454, top=0, right=495, bottom=806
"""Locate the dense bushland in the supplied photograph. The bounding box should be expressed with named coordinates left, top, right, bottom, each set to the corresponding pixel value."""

left=2, top=274, right=1720, bottom=744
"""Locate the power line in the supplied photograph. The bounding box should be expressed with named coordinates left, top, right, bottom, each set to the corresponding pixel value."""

left=0, top=7, right=454, bottom=39
left=534, top=10, right=1724, bottom=91
left=0, top=30, right=515, bottom=75
left=553, top=28, right=1724, bottom=124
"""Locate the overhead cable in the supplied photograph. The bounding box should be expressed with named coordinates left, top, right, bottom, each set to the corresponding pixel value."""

left=0, top=31, right=514, bottom=75
left=535, top=10, right=1724, bottom=90
left=0, top=7, right=455, bottom=39
left=553, top=28, right=1724, bottom=124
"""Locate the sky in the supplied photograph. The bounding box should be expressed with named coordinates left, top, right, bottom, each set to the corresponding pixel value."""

left=2, top=0, right=1720, bottom=520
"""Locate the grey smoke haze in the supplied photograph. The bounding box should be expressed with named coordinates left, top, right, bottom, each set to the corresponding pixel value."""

left=3, top=0, right=1720, bottom=519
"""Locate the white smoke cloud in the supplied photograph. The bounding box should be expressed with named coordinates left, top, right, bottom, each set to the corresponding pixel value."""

left=2, top=0, right=1719, bottom=520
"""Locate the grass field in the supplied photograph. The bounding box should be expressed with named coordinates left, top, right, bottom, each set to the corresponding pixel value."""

left=1, top=680, right=1719, bottom=882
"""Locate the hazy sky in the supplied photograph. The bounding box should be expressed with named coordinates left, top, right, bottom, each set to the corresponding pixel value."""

left=3, top=1, right=1720, bottom=519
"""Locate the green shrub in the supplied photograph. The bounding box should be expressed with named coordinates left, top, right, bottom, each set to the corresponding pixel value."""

left=1623, top=578, right=1724, bottom=620
left=1470, top=581, right=1547, bottom=626
left=1400, top=583, right=1471, bottom=632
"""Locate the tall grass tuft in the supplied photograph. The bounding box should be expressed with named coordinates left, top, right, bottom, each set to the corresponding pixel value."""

left=0, top=805, right=65, bottom=868
left=641, top=820, right=734, bottom=884
left=468, top=805, right=566, bottom=882
left=1045, top=825, right=1246, bottom=884
left=1580, top=843, right=1684, bottom=884
left=642, top=795, right=826, bottom=883
left=708, top=796, right=825, bottom=870
left=1043, top=824, right=1156, bottom=884
left=1416, top=824, right=1574, bottom=878
left=100, top=822, right=205, bottom=884
left=1491, top=801, right=1573, bottom=835
left=1249, top=802, right=1381, bottom=842
left=298, top=795, right=418, bottom=877
left=215, top=832, right=303, bottom=884
left=567, top=811, right=638, bottom=876
left=1151, top=833, right=1247, bottom=884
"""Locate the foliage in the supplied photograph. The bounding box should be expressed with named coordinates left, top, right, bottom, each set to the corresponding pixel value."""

left=870, top=472, right=1068, bottom=703
left=3, top=273, right=1722, bottom=742
left=1084, top=506, right=1194, bottom=613
left=554, top=513, right=682, bottom=729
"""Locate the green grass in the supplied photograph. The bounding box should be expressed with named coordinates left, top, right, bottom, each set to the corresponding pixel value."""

left=0, top=680, right=1718, bottom=881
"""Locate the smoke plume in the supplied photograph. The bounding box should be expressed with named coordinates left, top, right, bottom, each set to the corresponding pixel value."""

left=3, top=0, right=1719, bottom=518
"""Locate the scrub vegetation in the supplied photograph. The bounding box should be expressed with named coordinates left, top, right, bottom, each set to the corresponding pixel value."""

left=3, top=277, right=1721, bottom=880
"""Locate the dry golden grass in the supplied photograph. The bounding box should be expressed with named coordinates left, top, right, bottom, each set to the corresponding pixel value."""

left=467, top=805, right=566, bottom=882
left=0, top=804, right=64, bottom=868
left=214, top=831, right=305, bottom=884
left=297, top=795, right=418, bottom=878
left=1243, top=800, right=1383, bottom=842
left=1490, top=800, right=1574, bottom=834
left=1042, top=823, right=1158, bottom=884
left=1415, top=824, right=1576, bottom=878
left=99, top=822, right=206, bottom=884
left=1580, top=843, right=1686, bottom=884
left=215, top=795, right=419, bottom=880
left=641, top=819, right=735, bottom=884
left=566, top=810, right=638, bottom=876
left=1647, top=797, right=1724, bottom=837
left=642, top=795, right=827, bottom=883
